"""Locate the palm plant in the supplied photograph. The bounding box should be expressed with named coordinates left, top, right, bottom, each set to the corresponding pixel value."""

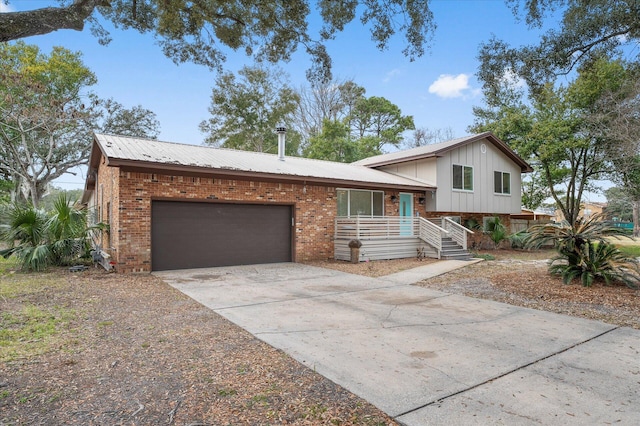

left=0, top=202, right=51, bottom=271
left=527, top=213, right=639, bottom=288
left=47, top=194, right=94, bottom=266
left=548, top=241, right=640, bottom=288
left=485, top=216, right=507, bottom=248
left=0, top=194, right=100, bottom=271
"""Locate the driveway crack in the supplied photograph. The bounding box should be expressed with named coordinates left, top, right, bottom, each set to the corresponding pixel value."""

left=393, top=325, right=620, bottom=420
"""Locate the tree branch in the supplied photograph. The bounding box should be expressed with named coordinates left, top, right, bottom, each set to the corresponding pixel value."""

left=0, top=0, right=111, bottom=42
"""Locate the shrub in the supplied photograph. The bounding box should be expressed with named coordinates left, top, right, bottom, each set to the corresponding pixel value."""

left=0, top=194, right=102, bottom=271
left=484, top=216, right=507, bottom=248
left=527, top=213, right=639, bottom=288
left=508, top=231, right=530, bottom=249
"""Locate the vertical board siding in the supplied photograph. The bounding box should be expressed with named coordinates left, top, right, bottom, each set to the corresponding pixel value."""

left=437, top=138, right=522, bottom=214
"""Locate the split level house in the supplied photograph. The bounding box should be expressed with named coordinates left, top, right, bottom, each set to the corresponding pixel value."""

left=82, top=132, right=532, bottom=272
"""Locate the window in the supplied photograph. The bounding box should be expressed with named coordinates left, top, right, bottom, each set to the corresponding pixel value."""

left=453, top=164, right=473, bottom=191
left=336, top=189, right=384, bottom=217
left=494, top=171, right=511, bottom=194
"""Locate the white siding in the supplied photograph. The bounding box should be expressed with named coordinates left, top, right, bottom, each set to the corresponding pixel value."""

left=435, top=138, right=521, bottom=213
left=379, top=158, right=437, bottom=185
left=365, top=137, right=524, bottom=214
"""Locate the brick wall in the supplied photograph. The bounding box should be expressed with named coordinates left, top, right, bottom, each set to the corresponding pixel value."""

left=106, top=166, right=361, bottom=273
left=95, top=156, right=120, bottom=261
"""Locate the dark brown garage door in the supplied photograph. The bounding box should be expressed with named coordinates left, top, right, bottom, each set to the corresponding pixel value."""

left=151, top=201, right=292, bottom=271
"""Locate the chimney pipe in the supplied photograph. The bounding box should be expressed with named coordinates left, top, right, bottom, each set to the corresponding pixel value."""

left=276, top=124, right=286, bottom=161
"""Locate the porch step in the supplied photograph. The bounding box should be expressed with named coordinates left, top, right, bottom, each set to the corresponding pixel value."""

left=440, top=237, right=472, bottom=260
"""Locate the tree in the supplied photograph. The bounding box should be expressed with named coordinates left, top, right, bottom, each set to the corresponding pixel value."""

left=199, top=65, right=301, bottom=154
left=520, top=169, right=550, bottom=211
left=350, top=96, right=415, bottom=151
left=604, top=187, right=633, bottom=223
left=406, top=127, right=454, bottom=148
left=98, top=98, right=160, bottom=138
left=0, top=42, right=160, bottom=208
left=471, top=59, right=626, bottom=225
left=0, top=42, right=99, bottom=208
left=478, top=0, right=640, bottom=97
left=40, top=186, right=85, bottom=212
left=304, top=119, right=378, bottom=163
left=293, top=78, right=365, bottom=147
left=1, top=0, right=437, bottom=83
left=584, top=61, right=640, bottom=236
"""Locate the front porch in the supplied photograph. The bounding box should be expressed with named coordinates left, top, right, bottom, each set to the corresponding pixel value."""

left=334, top=216, right=474, bottom=262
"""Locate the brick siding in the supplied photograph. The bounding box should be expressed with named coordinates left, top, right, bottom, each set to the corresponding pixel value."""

left=99, top=162, right=413, bottom=273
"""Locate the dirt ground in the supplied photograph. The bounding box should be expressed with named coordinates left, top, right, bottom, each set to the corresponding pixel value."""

left=3, top=249, right=640, bottom=425
left=0, top=268, right=396, bottom=426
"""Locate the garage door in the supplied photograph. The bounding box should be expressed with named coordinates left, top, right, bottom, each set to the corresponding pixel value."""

left=151, top=201, right=292, bottom=271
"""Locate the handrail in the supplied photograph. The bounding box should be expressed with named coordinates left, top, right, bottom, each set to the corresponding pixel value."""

left=417, top=217, right=448, bottom=258
left=442, top=217, right=473, bottom=250
left=442, top=217, right=475, bottom=235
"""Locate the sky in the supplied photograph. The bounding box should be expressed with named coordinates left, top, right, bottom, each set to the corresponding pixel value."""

left=4, top=1, right=606, bottom=201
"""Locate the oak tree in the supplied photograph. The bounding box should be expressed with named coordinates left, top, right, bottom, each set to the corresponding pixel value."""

left=1, top=0, right=437, bottom=83
left=199, top=65, right=301, bottom=154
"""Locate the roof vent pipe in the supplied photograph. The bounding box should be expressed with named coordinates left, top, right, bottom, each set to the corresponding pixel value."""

left=276, top=124, right=286, bottom=161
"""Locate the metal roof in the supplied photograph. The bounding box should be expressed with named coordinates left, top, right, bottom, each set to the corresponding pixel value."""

left=88, top=133, right=434, bottom=191
left=353, top=132, right=533, bottom=172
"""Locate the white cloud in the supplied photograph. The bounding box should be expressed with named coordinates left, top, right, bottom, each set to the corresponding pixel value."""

left=500, top=69, right=527, bottom=89
left=0, top=3, right=15, bottom=13
left=383, top=68, right=402, bottom=83
left=428, top=74, right=470, bottom=98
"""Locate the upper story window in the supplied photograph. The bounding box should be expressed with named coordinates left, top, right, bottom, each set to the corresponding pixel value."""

left=337, top=189, right=384, bottom=217
left=494, top=171, right=511, bottom=194
left=453, top=164, right=473, bottom=191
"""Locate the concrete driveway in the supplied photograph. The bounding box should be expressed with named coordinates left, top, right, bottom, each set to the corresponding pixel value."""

left=156, top=262, right=640, bottom=425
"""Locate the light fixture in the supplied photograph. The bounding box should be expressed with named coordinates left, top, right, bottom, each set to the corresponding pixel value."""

left=418, top=197, right=426, bottom=205
left=390, top=195, right=398, bottom=203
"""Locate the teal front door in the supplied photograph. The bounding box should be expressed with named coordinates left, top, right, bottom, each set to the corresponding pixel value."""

left=399, top=193, right=413, bottom=235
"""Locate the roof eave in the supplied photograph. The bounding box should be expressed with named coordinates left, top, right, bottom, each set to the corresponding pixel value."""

left=109, top=159, right=435, bottom=192
left=361, top=132, right=533, bottom=173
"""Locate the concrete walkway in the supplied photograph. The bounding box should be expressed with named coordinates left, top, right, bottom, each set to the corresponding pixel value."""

left=156, top=262, right=640, bottom=425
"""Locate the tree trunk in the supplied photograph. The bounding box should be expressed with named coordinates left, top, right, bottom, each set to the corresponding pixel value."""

left=633, top=199, right=640, bottom=238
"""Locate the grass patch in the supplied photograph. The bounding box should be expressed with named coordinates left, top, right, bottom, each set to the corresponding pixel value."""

left=615, top=244, right=640, bottom=258
left=0, top=304, right=76, bottom=362
left=0, top=263, right=77, bottom=362
left=0, top=255, right=18, bottom=275
left=473, top=253, right=496, bottom=260
left=0, top=266, right=69, bottom=300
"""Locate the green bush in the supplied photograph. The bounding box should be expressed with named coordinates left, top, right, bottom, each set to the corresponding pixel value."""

left=484, top=216, right=507, bottom=248
left=527, top=214, right=639, bottom=288
left=508, top=231, right=530, bottom=249
left=0, top=194, right=103, bottom=271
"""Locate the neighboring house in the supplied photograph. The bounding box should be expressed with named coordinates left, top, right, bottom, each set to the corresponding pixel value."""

left=511, top=208, right=555, bottom=221
left=510, top=209, right=554, bottom=233
left=554, top=201, right=607, bottom=223
left=83, top=132, right=531, bottom=272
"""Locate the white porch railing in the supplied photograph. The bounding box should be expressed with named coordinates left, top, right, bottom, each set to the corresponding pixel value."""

left=418, top=217, right=447, bottom=256
left=335, top=216, right=420, bottom=239
left=335, top=216, right=453, bottom=260
left=442, top=217, right=474, bottom=250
